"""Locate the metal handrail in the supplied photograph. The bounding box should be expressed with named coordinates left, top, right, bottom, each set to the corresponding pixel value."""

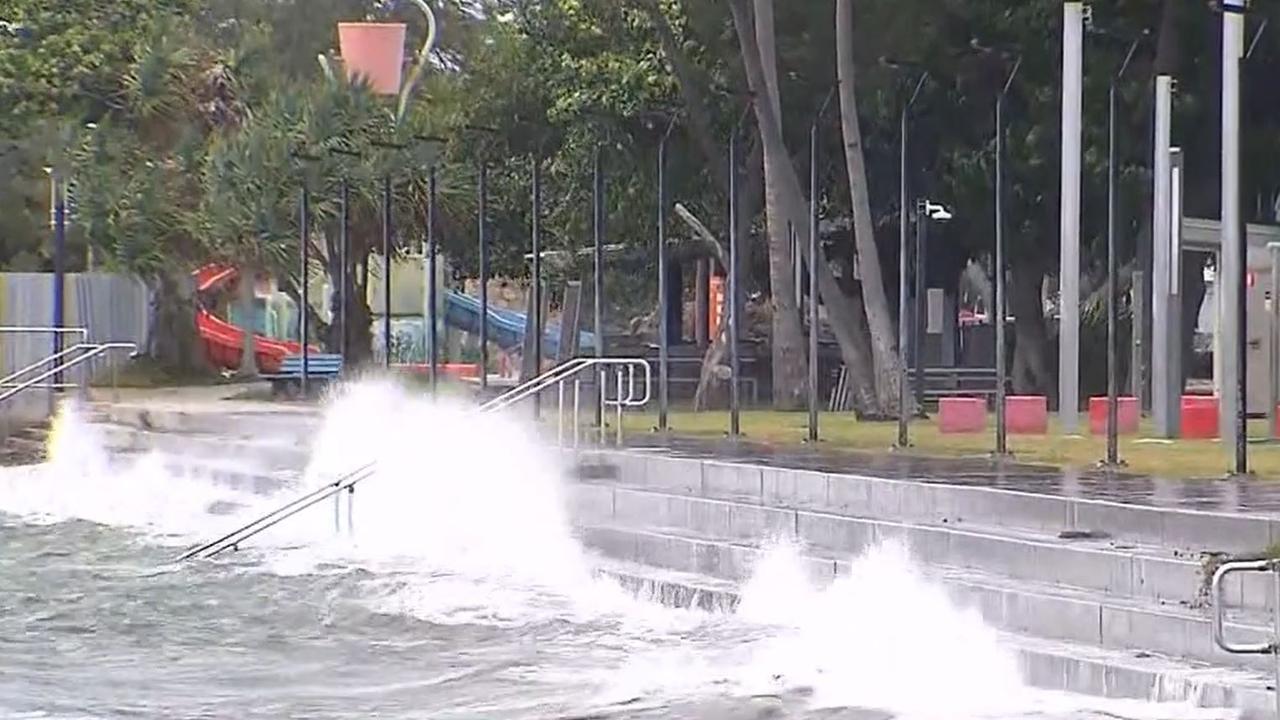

left=481, top=358, right=650, bottom=413
left=182, top=359, right=651, bottom=562
left=178, top=462, right=376, bottom=561
left=0, top=343, right=98, bottom=390
left=1210, top=558, right=1280, bottom=719
left=0, top=342, right=137, bottom=404
left=479, top=358, right=650, bottom=447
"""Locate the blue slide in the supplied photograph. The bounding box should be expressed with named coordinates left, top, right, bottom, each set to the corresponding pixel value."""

left=442, top=290, right=596, bottom=356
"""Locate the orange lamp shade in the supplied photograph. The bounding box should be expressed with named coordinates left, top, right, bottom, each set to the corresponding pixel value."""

left=337, top=22, right=407, bottom=95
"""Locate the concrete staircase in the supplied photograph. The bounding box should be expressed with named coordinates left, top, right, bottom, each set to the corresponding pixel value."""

left=564, top=449, right=1280, bottom=716
left=75, top=402, right=1280, bottom=716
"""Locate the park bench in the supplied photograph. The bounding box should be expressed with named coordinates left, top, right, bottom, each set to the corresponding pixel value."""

left=262, top=354, right=344, bottom=398
left=831, top=365, right=1008, bottom=411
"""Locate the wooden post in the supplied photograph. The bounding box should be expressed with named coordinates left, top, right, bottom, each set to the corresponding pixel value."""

left=558, top=281, right=583, bottom=362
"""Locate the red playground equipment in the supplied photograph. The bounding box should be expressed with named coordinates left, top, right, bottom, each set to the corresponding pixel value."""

left=193, top=264, right=316, bottom=374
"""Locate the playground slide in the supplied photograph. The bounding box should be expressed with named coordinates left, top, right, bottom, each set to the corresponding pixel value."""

left=193, top=265, right=310, bottom=374
left=193, top=264, right=595, bottom=372
left=442, top=289, right=595, bottom=356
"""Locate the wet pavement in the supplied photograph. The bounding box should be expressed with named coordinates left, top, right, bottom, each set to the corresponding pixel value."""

left=623, top=434, right=1280, bottom=517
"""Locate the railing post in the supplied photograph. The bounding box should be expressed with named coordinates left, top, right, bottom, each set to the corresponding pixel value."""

left=573, top=378, right=581, bottom=448
left=614, top=366, right=624, bottom=446
left=557, top=381, right=565, bottom=447
left=347, top=485, right=355, bottom=537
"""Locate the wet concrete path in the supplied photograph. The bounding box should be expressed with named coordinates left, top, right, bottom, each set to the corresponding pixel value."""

left=624, top=435, right=1280, bottom=516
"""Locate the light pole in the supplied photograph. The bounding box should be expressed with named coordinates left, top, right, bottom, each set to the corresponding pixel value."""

left=884, top=58, right=928, bottom=448
left=531, top=149, right=544, bottom=418
left=426, top=164, right=439, bottom=398
left=380, top=172, right=394, bottom=367
left=657, top=116, right=678, bottom=432
left=994, top=56, right=1021, bottom=457
left=593, top=144, right=607, bottom=436
left=809, top=88, right=836, bottom=443
left=299, top=185, right=311, bottom=396
left=328, top=146, right=361, bottom=360
left=914, top=201, right=953, bottom=423
left=1105, top=36, right=1144, bottom=467
left=727, top=103, right=752, bottom=437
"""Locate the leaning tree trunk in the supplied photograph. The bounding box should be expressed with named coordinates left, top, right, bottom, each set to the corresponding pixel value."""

left=729, top=0, right=879, bottom=417
left=746, top=0, right=808, bottom=410
left=835, top=0, right=904, bottom=415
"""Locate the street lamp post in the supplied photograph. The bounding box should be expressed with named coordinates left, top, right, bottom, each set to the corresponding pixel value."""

left=478, top=160, right=489, bottom=390
left=808, top=88, right=836, bottom=443
left=426, top=164, right=439, bottom=399
left=886, top=61, right=928, bottom=448
left=531, top=151, right=544, bottom=418
left=994, top=57, right=1021, bottom=457
left=593, top=144, right=607, bottom=437
left=657, top=117, right=678, bottom=432
left=381, top=173, right=393, bottom=367
left=1105, top=37, right=1144, bottom=467
left=727, top=104, right=751, bottom=437
left=299, top=185, right=311, bottom=397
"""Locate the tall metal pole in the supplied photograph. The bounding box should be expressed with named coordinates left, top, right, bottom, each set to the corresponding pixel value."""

left=897, top=109, right=911, bottom=447
left=592, top=145, right=606, bottom=432
left=1151, top=75, right=1176, bottom=437
left=728, top=128, right=741, bottom=437
left=52, top=172, right=66, bottom=393
left=300, top=185, right=310, bottom=397
left=381, top=174, right=393, bottom=368
left=1235, top=42, right=1248, bottom=475
left=808, top=118, right=821, bottom=443
left=1220, top=0, right=1246, bottom=466
left=338, top=178, right=349, bottom=358
left=657, top=126, right=671, bottom=431
left=478, top=161, right=489, bottom=390
left=914, top=201, right=927, bottom=413
left=1059, top=1, right=1085, bottom=432
left=532, top=152, right=543, bottom=418
left=1105, top=83, right=1120, bottom=465
left=994, top=91, right=1008, bottom=456
left=427, top=164, right=439, bottom=399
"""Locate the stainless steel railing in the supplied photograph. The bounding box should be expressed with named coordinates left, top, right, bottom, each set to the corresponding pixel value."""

left=182, top=358, right=651, bottom=562
left=177, top=462, right=376, bottom=561
left=0, top=341, right=137, bottom=406
left=480, top=357, right=650, bottom=446
left=1211, top=559, right=1280, bottom=717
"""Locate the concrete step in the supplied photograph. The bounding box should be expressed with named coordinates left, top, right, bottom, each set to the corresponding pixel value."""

left=93, top=422, right=311, bottom=473
left=568, top=480, right=1274, bottom=614
left=102, top=450, right=298, bottom=496
left=578, top=520, right=1278, bottom=673
left=572, top=449, right=1280, bottom=557
left=592, top=559, right=1276, bottom=717
left=90, top=402, right=321, bottom=444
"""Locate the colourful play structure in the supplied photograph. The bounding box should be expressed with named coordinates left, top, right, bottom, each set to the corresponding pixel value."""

left=193, top=264, right=311, bottom=374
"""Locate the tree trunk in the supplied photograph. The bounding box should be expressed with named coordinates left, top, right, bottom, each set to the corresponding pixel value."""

left=234, top=266, right=259, bottom=377
left=1009, top=265, right=1052, bottom=395
left=728, top=0, right=879, bottom=416
left=736, top=0, right=807, bottom=410
left=146, top=270, right=204, bottom=373
left=834, top=0, right=903, bottom=414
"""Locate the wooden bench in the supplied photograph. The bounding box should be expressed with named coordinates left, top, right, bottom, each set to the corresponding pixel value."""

left=262, top=354, right=344, bottom=398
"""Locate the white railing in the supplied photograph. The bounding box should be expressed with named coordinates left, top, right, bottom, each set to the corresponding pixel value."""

left=480, top=357, right=651, bottom=446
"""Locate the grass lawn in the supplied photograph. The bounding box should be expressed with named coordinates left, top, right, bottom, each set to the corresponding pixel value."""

left=621, top=410, right=1280, bottom=480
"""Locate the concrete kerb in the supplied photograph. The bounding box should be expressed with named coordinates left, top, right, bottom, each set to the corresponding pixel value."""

left=571, top=449, right=1280, bottom=556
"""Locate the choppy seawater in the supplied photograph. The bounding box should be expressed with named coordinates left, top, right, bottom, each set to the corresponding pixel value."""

left=0, top=384, right=1242, bottom=719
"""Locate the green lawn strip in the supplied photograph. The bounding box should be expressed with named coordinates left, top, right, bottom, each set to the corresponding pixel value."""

left=621, top=411, right=1280, bottom=480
